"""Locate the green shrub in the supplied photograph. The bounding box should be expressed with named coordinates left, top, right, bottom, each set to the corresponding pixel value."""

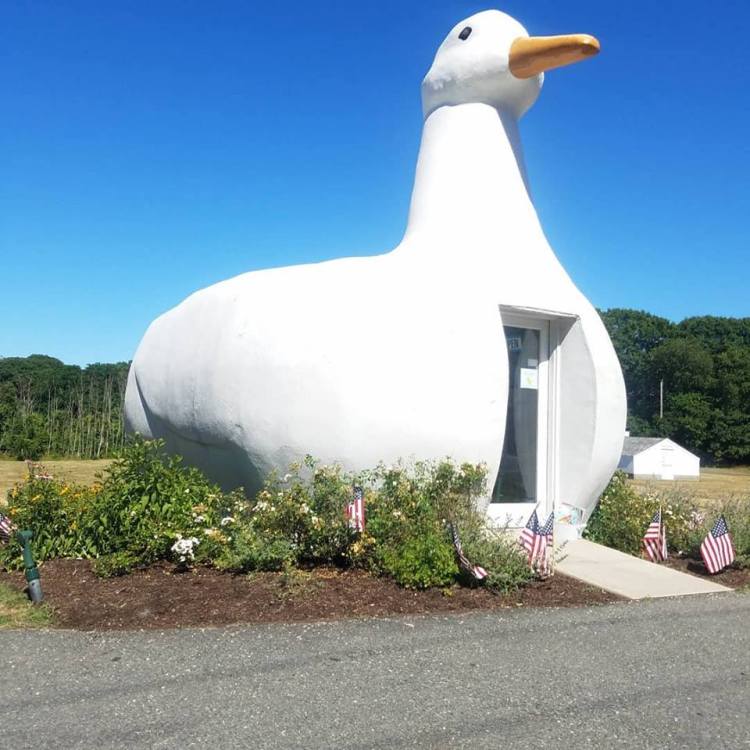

left=458, top=524, right=535, bottom=593
left=209, top=457, right=356, bottom=574
left=0, top=438, right=229, bottom=570
left=215, top=528, right=295, bottom=573
left=363, top=460, right=530, bottom=591
left=1, top=474, right=97, bottom=566
left=5, top=414, right=47, bottom=461
left=364, top=462, right=460, bottom=587
left=87, top=438, right=226, bottom=564
left=92, top=551, right=141, bottom=578
left=718, top=497, right=750, bottom=569
left=246, top=459, right=354, bottom=567
left=377, top=528, right=458, bottom=588
left=228, top=457, right=535, bottom=591
left=585, top=471, right=706, bottom=556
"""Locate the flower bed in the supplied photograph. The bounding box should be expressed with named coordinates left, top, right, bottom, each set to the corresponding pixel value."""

left=0, top=559, right=620, bottom=630
left=1, top=439, right=535, bottom=595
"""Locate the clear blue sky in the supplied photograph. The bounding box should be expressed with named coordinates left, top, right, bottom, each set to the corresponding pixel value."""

left=3, top=1, right=749, bottom=366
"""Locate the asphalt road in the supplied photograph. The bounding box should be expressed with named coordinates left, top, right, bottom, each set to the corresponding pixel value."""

left=2, top=594, right=748, bottom=749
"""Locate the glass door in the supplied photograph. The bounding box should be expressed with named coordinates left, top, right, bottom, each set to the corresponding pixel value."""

left=488, top=316, right=549, bottom=527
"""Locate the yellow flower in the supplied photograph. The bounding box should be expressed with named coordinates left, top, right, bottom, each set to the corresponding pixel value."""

left=204, top=528, right=227, bottom=543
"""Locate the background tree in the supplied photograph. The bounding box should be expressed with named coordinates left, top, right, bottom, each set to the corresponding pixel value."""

left=0, top=356, right=129, bottom=460
left=598, top=309, right=673, bottom=432
left=600, top=310, right=750, bottom=465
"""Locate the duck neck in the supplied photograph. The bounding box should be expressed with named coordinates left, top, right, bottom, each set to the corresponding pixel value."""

left=401, top=102, right=545, bottom=259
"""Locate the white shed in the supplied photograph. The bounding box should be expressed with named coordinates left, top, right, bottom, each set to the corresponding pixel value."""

left=619, top=437, right=700, bottom=480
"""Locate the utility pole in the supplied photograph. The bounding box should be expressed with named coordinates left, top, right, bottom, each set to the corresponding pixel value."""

left=659, top=378, right=664, bottom=420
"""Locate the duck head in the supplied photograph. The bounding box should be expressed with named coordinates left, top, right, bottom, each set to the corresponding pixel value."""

left=422, top=10, right=600, bottom=119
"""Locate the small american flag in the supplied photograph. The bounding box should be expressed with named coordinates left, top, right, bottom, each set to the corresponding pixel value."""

left=519, top=509, right=547, bottom=569
left=642, top=509, right=668, bottom=562
left=0, top=513, right=16, bottom=544
left=700, top=516, right=735, bottom=574
left=539, top=512, right=554, bottom=545
left=346, top=486, right=365, bottom=532
left=538, top=512, right=554, bottom=574
left=448, top=523, right=487, bottom=580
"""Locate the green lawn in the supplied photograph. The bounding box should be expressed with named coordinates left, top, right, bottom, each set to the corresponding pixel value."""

left=0, top=458, right=112, bottom=504
left=629, top=465, right=750, bottom=506
left=0, top=583, right=52, bottom=629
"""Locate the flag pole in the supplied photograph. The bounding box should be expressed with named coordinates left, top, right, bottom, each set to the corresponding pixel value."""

left=660, top=497, right=665, bottom=563
left=549, top=504, right=555, bottom=577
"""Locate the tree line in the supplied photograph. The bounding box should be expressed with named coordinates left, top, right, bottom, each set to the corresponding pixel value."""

left=600, top=310, right=750, bottom=465
left=1, top=310, right=748, bottom=464
left=0, top=355, right=129, bottom=460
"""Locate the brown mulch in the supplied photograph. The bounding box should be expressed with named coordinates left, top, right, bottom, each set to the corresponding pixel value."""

left=0, top=560, right=621, bottom=631
left=665, top=556, right=750, bottom=589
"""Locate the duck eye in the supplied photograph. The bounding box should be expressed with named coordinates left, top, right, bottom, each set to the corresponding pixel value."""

left=458, top=26, right=472, bottom=41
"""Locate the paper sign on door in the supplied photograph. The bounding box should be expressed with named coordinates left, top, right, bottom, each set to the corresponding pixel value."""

left=520, top=368, right=538, bottom=390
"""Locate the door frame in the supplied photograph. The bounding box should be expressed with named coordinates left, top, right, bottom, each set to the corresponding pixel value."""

left=487, top=307, right=567, bottom=528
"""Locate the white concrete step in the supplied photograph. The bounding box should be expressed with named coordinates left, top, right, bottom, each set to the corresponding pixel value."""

left=557, top=538, right=733, bottom=600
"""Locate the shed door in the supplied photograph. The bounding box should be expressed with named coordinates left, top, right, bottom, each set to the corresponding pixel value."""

left=660, top=447, right=674, bottom=480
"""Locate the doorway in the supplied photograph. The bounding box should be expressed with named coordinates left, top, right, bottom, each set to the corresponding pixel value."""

left=488, top=313, right=552, bottom=527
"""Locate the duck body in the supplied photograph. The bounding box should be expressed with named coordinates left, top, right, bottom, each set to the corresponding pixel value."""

left=125, top=10, right=626, bottom=519
left=125, top=247, right=508, bottom=495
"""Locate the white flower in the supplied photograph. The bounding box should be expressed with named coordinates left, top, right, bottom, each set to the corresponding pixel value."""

left=193, top=514, right=206, bottom=523
left=254, top=500, right=269, bottom=512
left=282, top=473, right=292, bottom=482
left=220, top=516, right=235, bottom=526
left=171, top=535, right=200, bottom=563
left=300, top=503, right=311, bottom=515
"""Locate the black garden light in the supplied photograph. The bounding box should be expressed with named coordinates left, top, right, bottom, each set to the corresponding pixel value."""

left=15, top=530, right=43, bottom=604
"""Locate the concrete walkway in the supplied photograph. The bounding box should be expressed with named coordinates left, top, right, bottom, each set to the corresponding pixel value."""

left=557, top=538, right=732, bottom=599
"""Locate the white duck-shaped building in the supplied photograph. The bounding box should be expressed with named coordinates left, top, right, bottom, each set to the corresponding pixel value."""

left=125, top=10, right=626, bottom=530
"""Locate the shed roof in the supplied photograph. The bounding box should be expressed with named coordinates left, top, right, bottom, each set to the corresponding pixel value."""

left=621, top=436, right=666, bottom=457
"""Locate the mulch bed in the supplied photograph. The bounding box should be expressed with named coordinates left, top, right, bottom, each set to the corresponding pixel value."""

left=665, top=556, right=750, bottom=589
left=0, top=560, right=621, bottom=630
